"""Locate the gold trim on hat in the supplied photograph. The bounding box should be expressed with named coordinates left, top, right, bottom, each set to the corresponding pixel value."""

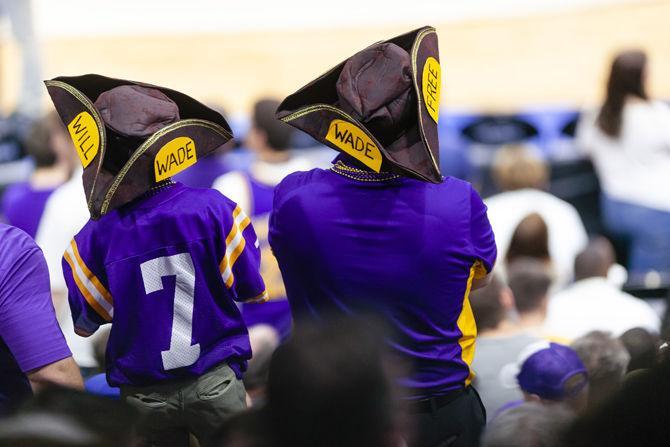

left=100, top=119, right=232, bottom=215
left=410, top=27, right=440, bottom=176
left=44, top=80, right=107, bottom=212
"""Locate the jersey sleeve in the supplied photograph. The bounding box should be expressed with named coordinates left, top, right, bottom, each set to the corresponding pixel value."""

left=218, top=203, right=268, bottom=304
left=0, top=238, right=71, bottom=373
left=469, top=185, right=497, bottom=278
left=61, top=236, right=114, bottom=336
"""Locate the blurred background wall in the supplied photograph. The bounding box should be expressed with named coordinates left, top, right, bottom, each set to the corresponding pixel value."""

left=0, top=0, right=668, bottom=116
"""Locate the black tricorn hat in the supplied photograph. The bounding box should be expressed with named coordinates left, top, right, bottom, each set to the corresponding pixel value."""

left=45, top=74, right=232, bottom=219
left=277, top=26, right=442, bottom=183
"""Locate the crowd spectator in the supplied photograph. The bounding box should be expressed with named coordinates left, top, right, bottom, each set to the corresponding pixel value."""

left=507, top=258, right=555, bottom=339
left=481, top=402, right=574, bottom=447
left=571, top=331, right=630, bottom=408
left=244, top=324, right=281, bottom=407
left=505, top=213, right=553, bottom=273
left=265, top=318, right=403, bottom=447
left=619, top=327, right=661, bottom=372
left=470, top=275, right=542, bottom=418
left=0, top=224, right=83, bottom=414
left=0, top=386, right=139, bottom=447
left=499, top=342, right=589, bottom=415
left=485, top=145, right=588, bottom=287
left=576, top=49, right=670, bottom=274
left=214, top=98, right=311, bottom=340
left=544, top=238, right=660, bottom=340
left=0, top=112, right=77, bottom=238
left=33, top=165, right=93, bottom=372
left=565, top=355, right=670, bottom=446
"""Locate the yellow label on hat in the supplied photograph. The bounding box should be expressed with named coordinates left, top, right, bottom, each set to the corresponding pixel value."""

left=422, top=56, right=441, bottom=123
left=67, top=111, right=100, bottom=168
left=325, top=119, right=382, bottom=172
left=154, top=136, right=197, bottom=181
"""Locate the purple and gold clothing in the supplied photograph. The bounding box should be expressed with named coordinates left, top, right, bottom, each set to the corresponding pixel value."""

left=0, top=224, right=71, bottom=413
left=0, top=182, right=57, bottom=238
left=240, top=173, right=292, bottom=340
left=62, top=182, right=267, bottom=387
left=269, top=160, right=497, bottom=399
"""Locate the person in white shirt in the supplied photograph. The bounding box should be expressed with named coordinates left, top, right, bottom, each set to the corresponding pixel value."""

left=545, top=238, right=660, bottom=341
left=213, top=99, right=313, bottom=340
left=34, top=168, right=101, bottom=371
left=485, top=145, right=588, bottom=288
left=470, top=274, right=542, bottom=419
left=576, top=50, right=670, bottom=273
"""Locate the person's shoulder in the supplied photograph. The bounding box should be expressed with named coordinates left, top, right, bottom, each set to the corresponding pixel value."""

left=420, top=176, right=474, bottom=200
left=0, top=223, right=37, bottom=254
left=275, top=168, right=329, bottom=198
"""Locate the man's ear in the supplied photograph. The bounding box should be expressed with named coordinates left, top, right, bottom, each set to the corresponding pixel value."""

left=500, top=286, right=515, bottom=311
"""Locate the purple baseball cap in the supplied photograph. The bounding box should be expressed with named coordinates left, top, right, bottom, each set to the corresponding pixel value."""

left=503, top=341, right=588, bottom=401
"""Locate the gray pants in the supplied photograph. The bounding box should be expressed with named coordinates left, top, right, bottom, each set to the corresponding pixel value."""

left=121, top=363, right=247, bottom=447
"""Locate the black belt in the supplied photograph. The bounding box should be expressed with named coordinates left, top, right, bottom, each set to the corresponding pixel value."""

left=408, top=387, right=467, bottom=414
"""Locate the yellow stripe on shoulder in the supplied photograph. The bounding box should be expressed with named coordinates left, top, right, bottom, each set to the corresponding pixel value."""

left=70, top=240, right=113, bottom=305
left=219, top=205, right=253, bottom=289
left=63, top=249, right=112, bottom=321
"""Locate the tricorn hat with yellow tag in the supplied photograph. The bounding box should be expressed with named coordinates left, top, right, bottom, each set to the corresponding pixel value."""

left=276, top=26, right=441, bottom=183
left=45, top=74, right=232, bottom=219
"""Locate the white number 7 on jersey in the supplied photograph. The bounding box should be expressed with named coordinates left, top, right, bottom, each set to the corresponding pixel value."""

left=140, top=253, right=201, bottom=370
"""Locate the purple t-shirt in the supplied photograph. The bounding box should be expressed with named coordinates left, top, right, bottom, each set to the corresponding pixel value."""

left=62, top=183, right=267, bottom=387
left=0, top=224, right=71, bottom=413
left=0, top=182, right=56, bottom=238
left=269, top=161, right=497, bottom=400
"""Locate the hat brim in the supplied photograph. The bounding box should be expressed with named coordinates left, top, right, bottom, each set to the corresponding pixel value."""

left=277, top=26, right=442, bottom=183
left=45, top=80, right=107, bottom=212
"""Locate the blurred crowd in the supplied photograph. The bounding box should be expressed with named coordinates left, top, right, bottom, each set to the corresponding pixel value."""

left=0, top=8, right=669, bottom=445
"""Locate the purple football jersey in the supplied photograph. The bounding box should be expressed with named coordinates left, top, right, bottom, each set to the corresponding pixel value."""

left=0, top=224, right=71, bottom=413
left=62, top=182, right=267, bottom=387
left=0, top=182, right=56, bottom=238
left=269, top=159, right=497, bottom=400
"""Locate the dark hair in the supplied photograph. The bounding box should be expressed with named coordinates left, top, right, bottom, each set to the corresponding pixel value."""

left=266, top=317, right=398, bottom=447
left=482, top=402, right=574, bottom=447
left=565, top=356, right=670, bottom=446
left=470, top=275, right=507, bottom=331
left=571, top=331, right=630, bottom=408
left=24, top=116, right=57, bottom=168
left=1, top=386, right=139, bottom=447
left=253, top=99, right=294, bottom=151
left=506, top=213, right=550, bottom=265
left=596, top=50, right=648, bottom=138
left=507, top=258, right=551, bottom=314
left=574, top=237, right=615, bottom=281
left=619, top=327, right=660, bottom=373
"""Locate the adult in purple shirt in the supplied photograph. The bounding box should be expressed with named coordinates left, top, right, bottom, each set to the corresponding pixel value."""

left=0, top=224, right=82, bottom=414
left=1, top=112, right=78, bottom=238
left=271, top=27, right=496, bottom=446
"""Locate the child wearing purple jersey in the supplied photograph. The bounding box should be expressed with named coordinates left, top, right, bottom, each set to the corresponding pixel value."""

left=271, top=27, right=496, bottom=446
left=46, top=75, right=267, bottom=446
